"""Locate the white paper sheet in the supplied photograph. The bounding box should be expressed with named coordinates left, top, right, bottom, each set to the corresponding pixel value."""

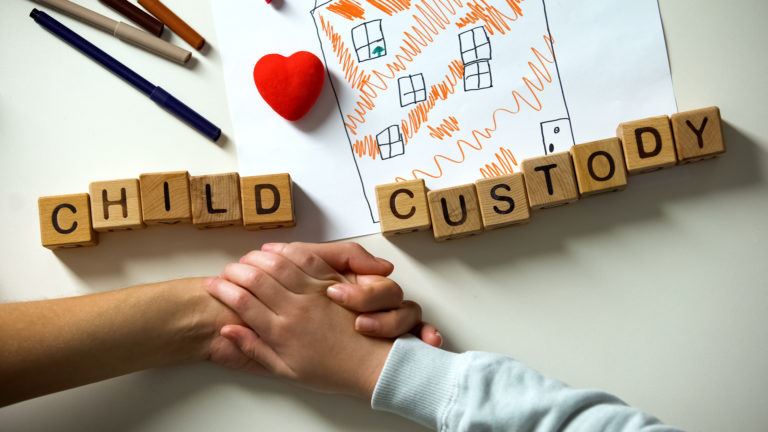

left=212, top=0, right=676, bottom=242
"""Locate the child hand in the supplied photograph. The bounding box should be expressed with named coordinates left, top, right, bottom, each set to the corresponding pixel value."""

left=207, top=247, right=393, bottom=399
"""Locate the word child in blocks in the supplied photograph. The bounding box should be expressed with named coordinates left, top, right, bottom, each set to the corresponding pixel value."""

left=617, top=115, right=677, bottom=174
left=671, top=106, right=726, bottom=163
left=570, top=138, right=628, bottom=196
left=427, top=184, right=483, bottom=241
left=475, top=173, right=531, bottom=230
left=375, top=179, right=431, bottom=236
left=38, top=193, right=98, bottom=249
left=240, top=174, right=295, bottom=230
left=190, top=173, right=242, bottom=229
left=139, top=171, right=192, bottom=224
left=89, top=179, right=145, bottom=231
left=521, top=151, right=580, bottom=209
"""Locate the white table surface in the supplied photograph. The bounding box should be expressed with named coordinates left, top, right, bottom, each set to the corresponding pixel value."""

left=1, top=1, right=767, bottom=431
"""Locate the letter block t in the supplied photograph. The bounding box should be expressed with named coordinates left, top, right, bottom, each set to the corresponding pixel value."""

left=190, top=173, right=242, bottom=229
left=617, top=115, right=677, bottom=174
left=427, top=184, right=483, bottom=241
left=89, top=179, right=145, bottom=231
left=241, top=174, right=295, bottom=230
left=38, top=193, right=98, bottom=249
left=521, top=152, right=580, bottom=209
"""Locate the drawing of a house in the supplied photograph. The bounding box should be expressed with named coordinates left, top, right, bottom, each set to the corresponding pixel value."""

left=311, top=0, right=575, bottom=222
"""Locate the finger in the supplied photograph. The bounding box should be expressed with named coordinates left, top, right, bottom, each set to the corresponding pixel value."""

left=326, top=276, right=404, bottom=313
left=208, top=335, right=270, bottom=376
left=221, top=325, right=295, bottom=378
left=354, top=300, right=422, bottom=338
left=221, top=262, right=292, bottom=312
left=415, top=322, right=443, bottom=348
left=240, top=250, right=321, bottom=295
left=257, top=243, right=345, bottom=282
left=206, top=277, right=275, bottom=335
left=262, top=242, right=394, bottom=276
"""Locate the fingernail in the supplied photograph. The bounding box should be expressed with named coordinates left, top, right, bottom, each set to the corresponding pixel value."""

left=261, top=242, right=285, bottom=252
left=434, top=330, right=443, bottom=347
left=355, top=316, right=379, bottom=332
left=326, top=285, right=348, bottom=304
left=203, top=277, right=216, bottom=288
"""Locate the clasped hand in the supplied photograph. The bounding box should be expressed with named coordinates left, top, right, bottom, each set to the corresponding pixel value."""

left=205, top=242, right=441, bottom=399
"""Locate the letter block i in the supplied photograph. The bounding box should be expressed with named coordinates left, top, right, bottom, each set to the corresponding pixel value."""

left=139, top=171, right=192, bottom=224
left=241, top=173, right=296, bottom=230
left=376, top=179, right=432, bottom=236
left=521, top=151, right=580, bottom=209
left=671, top=106, right=726, bottom=163
left=617, top=115, right=677, bottom=174
left=89, top=179, right=145, bottom=231
left=190, top=173, right=242, bottom=229
left=427, top=184, right=483, bottom=241
left=38, top=193, right=98, bottom=249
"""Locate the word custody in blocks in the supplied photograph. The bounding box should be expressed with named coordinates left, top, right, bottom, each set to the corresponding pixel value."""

left=38, top=173, right=295, bottom=249
left=376, top=107, right=726, bottom=241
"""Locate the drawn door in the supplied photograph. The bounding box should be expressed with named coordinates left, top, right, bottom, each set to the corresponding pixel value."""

left=311, top=0, right=574, bottom=222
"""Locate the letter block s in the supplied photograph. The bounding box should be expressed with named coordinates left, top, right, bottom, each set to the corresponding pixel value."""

left=375, top=179, right=431, bottom=236
left=38, top=193, right=98, bottom=249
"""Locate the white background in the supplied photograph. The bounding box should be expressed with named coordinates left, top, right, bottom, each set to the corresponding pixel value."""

left=1, top=1, right=767, bottom=431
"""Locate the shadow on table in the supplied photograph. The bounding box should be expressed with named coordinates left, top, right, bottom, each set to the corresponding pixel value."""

left=1, top=364, right=426, bottom=432
left=388, top=121, right=766, bottom=269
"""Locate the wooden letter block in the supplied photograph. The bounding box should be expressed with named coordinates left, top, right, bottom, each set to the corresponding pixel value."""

left=139, top=171, right=191, bottom=225
left=427, top=184, right=483, bottom=241
left=521, top=152, right=580, bottom=209
left=38, top=193, right=98, bottom=249
left=671, top=106, right=726, bottom=163
left=617, top=115, right=677, bottom=174
left=189, top=173, right=242, bottom=229
left=570, top=138, right=628, bottom=196
left=241, top=174, right=295, bottom=230
left=475, top=173, right=530, bottom=230
left=376, top=179, right=431, bottom=236
left=89, top=179, right=145, bottom=231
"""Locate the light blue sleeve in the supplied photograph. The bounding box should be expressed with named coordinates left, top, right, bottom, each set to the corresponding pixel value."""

left=371, top=336, right=682, bottom=432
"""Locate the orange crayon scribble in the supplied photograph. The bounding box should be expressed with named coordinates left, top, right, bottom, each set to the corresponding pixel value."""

left=352, top=135, right=381, bottom=159
left=327, top=0, right=367, bottom=21
left=456, top=0, right=524, bottom=35
left=395, top=35, right=557, bottom=181
left=320, top=16, right=370, bottom=91
left=338, top=0, right=468, bottom=135
left=366, top=0, right=412, bottom=15
left=480, top=146, right=519, bottom=178
left=428, top=116, right=461, bottom=140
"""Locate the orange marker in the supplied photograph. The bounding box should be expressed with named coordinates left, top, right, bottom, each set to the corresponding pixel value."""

left=138, top=0, right=205, bottom=50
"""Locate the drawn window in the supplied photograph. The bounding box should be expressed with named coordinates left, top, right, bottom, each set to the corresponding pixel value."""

left=351, top=20, right=387, bottom=62
left=459, top=26, right=491, bottom=64
left=376, top=125, right=405, bottom=160
left=398, top=74, right=427, bottom=107
left=464, top=60, right=492, bottom=91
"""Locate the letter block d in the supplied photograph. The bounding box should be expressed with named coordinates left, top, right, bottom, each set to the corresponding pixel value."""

left=38, top=193, right=98, bottom=249
left=617, top=115, right=677, bottom=174
left=376, top=179, right=431, bottom=236
left=241, top=174, right=295, bottom=230
left=427, top=184, right=484, bottom=241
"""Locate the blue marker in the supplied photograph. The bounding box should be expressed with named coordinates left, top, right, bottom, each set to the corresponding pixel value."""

left=30, top=8, right=221, bottom=142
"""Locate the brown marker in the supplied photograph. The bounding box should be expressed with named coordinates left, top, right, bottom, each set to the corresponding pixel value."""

left=138, top=0, right=205, bottom=50
left=100, top=0, right=164, bottom=37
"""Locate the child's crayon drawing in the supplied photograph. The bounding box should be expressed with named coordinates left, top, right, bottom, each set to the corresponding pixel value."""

left=312, top=0, right=575, bottom=222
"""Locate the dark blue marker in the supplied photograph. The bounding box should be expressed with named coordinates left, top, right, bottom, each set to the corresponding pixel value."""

left=30, top=8, right=221, bottom=142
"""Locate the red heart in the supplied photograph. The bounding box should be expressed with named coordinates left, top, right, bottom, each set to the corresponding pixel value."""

left=253, top=51, right=325, bottom=121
